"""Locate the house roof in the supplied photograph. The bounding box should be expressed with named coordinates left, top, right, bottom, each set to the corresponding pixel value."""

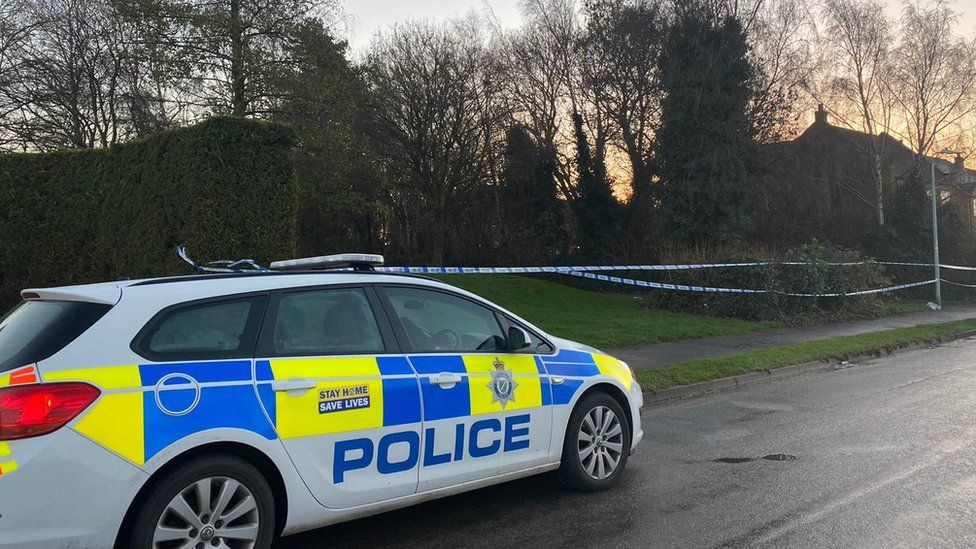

left=790, top=108, right=976, bottom=196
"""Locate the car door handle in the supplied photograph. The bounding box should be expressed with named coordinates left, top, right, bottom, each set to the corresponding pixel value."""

left=430, top=372, right=462, bottom=388
left=271, top=379, right=316, bottom=393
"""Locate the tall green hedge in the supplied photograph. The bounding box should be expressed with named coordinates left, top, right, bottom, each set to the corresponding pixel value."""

left=0, top=117, right=298, bottom=305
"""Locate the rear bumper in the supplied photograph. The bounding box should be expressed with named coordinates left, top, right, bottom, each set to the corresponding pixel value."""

left=0, top=428, right=148, bottom=549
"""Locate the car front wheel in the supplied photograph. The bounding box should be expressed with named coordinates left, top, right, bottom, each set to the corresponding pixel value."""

left=126, top=455, right=276, bottom=549
left=557, top=391, right=631, bottom=492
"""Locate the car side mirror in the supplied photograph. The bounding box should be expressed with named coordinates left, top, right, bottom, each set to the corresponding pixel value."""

left=507, top=326, right=532, bottom=351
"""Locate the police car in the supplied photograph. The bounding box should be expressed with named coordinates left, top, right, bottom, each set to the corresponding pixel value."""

left=0, top=251, right=643, bottom=548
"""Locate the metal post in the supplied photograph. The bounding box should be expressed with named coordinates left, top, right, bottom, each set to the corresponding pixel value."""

left=931, top=160, right=942, bottom=310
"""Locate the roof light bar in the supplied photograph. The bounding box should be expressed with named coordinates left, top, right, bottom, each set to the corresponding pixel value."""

left=269, top=253, right=385, bottom=271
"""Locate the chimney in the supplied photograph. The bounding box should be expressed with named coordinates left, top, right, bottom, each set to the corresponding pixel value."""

left=954, top=154, right=965, bottom=173
left=815, top=103, right=829, bottom=125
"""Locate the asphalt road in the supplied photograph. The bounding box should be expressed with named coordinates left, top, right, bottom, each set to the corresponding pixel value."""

left=278, top=338, right=976, bottom=548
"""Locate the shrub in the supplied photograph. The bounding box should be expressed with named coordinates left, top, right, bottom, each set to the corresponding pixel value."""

left=649, top=240, right=893, bottom=323
left=0, top=117, right=298, bottom=306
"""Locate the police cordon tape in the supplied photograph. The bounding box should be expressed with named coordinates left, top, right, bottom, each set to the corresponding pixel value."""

left=942, top=279, right=976, bottom=289
left=558, top=270, right=937, bottom=297
left=376, top=260, right=974, bottom=274
left=176, top=246, right=972, bottom=297
left=941, top=264, right=976, bottom=272
left=375, top=264, right=953, bottom=297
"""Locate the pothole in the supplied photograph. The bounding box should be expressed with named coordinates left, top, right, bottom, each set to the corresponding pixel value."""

left=714, top=454, right=798, bottom=464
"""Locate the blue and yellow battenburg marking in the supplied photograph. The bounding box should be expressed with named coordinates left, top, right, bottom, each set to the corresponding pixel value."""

left=541, top=349, right=634, bottom=405
left=44, top=361, right=275, bottom=465
left=0, top=441, right=17, bottom=476
left=29, top=350, right=631, bottom=468
left=408, top=354, right=547, bottom=422
left=255, top=356, right=420, bottom=439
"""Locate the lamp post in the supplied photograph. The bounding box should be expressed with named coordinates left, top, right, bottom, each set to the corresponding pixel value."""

left=930, top=148, right=961, bottom=311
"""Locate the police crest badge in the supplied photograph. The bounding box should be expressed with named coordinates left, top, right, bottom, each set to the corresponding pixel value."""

left=488, top=357, right=518, bottom=408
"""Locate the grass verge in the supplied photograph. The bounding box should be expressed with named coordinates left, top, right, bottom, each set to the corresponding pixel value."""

left=636, top=318, right=976, bottom=391
left=433, top=274, right=778, bottom=349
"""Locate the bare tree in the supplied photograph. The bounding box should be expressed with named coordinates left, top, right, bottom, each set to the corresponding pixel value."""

left=0, top=2, right=28, bottom=76
left=0, top=0, right=36, bottom=150
left=748, top=0, right=818, bottom=141
left=580, top=0, right=665, bottom=207
left=820, top=0, right=895, bottom=225
left=112, top=0, right=201, bottom=136
left=501, top=0, right=580, bottom=199
left=135, top=0, right=340, bottom=117
left=889, top=0, right=976, bottom=162
left=1, top=0, right=134, bottom=150
left=0, top=0, right=342, bottom=149
left=367, top=21, right=509, bottom=264
left=943, top=114, right=976, bottom=164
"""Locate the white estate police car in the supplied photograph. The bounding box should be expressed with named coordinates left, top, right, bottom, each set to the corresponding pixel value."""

left=0, top=253, right=643, bottom=548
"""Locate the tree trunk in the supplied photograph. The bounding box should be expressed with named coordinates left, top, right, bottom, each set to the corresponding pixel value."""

left=874, top=156, right=885, bottom=226
left=229, top=0, right=247, bottom=117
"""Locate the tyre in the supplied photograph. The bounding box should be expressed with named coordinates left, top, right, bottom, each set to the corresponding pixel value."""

left=557, top=391, right=631, bottom=492
left=126, top=455, right=276, bottom=549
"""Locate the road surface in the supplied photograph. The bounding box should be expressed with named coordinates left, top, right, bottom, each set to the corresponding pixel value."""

left=278, top=338, right=976, bottom=548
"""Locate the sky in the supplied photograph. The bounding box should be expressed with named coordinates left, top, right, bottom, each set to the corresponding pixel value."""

left=339, top=0, right=976, bottom=52
left=340, top=0, right=521, bottom=51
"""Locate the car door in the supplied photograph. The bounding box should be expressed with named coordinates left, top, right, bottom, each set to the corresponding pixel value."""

left=127, top=294, right=277, bottom=466
left=377, top=285, right=553, bottom=493
left=253, top=285, right=423, bottom=509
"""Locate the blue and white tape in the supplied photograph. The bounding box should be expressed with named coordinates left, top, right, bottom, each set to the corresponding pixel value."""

left=559, top=270, right=936, bottom=297
left=377, top=263, right=945, bottom=297
left=378, top=263, right=789, bottom=274
left=377, top=261, right=954, bottom=274
left=176, top=243, right=970, bottom=297
left=773, top=279, right=937, bottom=297
left=941, top=279, right=976, bottom=288
left=559, top=270, right=766, bottom=294
left=939, top=264, right=976, bottom=272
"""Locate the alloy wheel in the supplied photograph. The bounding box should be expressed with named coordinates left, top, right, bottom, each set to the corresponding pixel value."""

left=577, top=405, right=624, bottom=480
left=153, top=476, right=260, bottom=549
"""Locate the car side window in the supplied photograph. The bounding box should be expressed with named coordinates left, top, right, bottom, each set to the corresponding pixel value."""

left=143, top=296, right=265, bottom=358
left=384, top=287, right=506, bottom=352
left=273, top=288, right=384, bottom=355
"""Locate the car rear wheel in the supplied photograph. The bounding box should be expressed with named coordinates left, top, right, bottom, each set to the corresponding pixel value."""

left=127, top=455, right=275, bottom=549
left=557, top=391, right=631, bottom=492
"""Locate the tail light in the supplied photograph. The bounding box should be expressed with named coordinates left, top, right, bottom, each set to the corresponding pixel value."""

left=0, top=382, right=100, bottom=440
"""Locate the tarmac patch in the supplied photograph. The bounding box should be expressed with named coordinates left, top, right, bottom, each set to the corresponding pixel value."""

left=714, top=454, right=798, bottom=464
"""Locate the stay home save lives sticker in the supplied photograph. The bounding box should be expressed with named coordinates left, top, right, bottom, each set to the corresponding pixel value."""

left=319, top=384, right=371, bottom=414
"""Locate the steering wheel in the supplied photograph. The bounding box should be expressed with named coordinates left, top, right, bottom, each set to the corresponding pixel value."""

left=399, top=317, right=431, bottom=347
left=431, top=329, right=461, bottom=350
left=476, top=335, right=505, bottom=351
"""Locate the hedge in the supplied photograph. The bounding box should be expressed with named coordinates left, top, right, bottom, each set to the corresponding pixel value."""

left=0, top=117, right=299, bottom=306
left=650, top=240, right=893, bottom=324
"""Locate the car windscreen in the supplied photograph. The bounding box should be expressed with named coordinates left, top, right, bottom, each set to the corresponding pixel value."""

left=0, top=300, right=112, bottom=373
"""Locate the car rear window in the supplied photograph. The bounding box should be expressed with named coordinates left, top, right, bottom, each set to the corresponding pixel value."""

left=134, top=295, right=267, bottom=361
left=0, top=300, right=112, bottom=373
